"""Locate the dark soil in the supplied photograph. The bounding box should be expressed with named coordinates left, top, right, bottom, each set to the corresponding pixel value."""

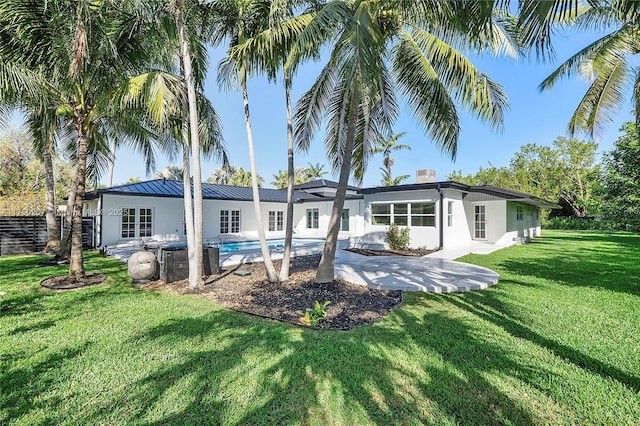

left=345, top=247, right=438, bottom=257
left=41, top=273, right=107, bottom=290
left=138, top=254, right=403, bottom=330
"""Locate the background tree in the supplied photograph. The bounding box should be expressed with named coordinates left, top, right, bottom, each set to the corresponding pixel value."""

left=372, top=131, right=411, bottom=183
left=271, top=167, right=311, bottom=188
left=448, top=137, right=602, bottom=217
left=208, top=165, right=263, bottom=187
left=601, top=122, right=640, bottom=231
left=305, top=162, right=328, bottom=180
left=155, top=165, right=185, bottom=181
left=379, top=167, right=409, bottom=186
left=448, top=163, right=513, bottom=188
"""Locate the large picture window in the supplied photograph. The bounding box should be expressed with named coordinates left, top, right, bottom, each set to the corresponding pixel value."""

left=306, top=208, right=319, bottom=229
left=411, top=202, right=435, bottom=227
left=371, top=202, right=436, bottom=227
left=371, top=204, right=391, bottom=225
left=220, top=210, right=240, bottom=234
left=269, top=210, right=284, bottom=231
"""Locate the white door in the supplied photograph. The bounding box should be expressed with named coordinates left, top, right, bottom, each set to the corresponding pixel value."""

left=474, top=205, right=486, bottom=240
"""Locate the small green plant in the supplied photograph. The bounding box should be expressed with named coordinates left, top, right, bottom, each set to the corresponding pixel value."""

left=303, top=300, right=330, bottom=325
left=387, top=223, right=410, bottom=250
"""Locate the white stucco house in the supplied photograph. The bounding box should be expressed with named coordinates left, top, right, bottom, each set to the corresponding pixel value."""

left=83, top=178, right=558, bottom=249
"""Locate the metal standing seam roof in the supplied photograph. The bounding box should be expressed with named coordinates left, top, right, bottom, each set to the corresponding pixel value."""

left=85, top=179, right=327, bottom=203
left=358, top=180, right=560, bottom=209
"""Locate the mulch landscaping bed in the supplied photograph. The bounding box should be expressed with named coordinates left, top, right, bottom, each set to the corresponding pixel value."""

left=138, top=253, right=403, bottom=330
left=41, top=273, right=107, bottom=290
left=345, top=247, right=439, bottom=257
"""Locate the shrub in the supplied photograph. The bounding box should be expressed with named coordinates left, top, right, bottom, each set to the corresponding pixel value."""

left=542, top=216, right=623, bottom=231
left=303, top=300, right=330, bottom=325
left=387, top=224, right=410, bottom=250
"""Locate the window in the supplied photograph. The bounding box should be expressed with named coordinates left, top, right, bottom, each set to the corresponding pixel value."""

left=220, top=210, right=240, bottom=234
left=371, top=204, right=391, bottom=225
left=269, top=210, right=284, bottom=231
left=231, top=210, right=240, bottom=233
left=341, top=209, right=349, bottom=231
left=121, top=208, right=152, bottom=239
left=306, top=208, right=319, bottom=229
left=516, top=206, right=524, bottom=221
left=121, top=208, right=136, bottom=238
left=394, top=203, right=408, bottom=226
left=371, top=202, right=435, bottom=227
left=447, top=201, right=454, bottom=227
left=410, top=202, right=435, bottom=227
left=139, top=208, right=152, bottom=237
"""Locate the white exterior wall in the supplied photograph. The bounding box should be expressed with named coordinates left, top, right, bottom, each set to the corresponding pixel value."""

left=94, top=193, right=363, bottom=246
left=502, top=202, right=542, bottom=244
left=293, top=199, right=363, bottom=238
left=463, top=200, right=507, bottom=244
left=441, top=190, right=472, bottom=248
left=96, top=194, right=185, bottom=246
left=363, top=190, right=441, bottom=249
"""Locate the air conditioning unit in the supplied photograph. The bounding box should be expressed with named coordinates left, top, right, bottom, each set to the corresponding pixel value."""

left=416, top=169, right=436, bottom=183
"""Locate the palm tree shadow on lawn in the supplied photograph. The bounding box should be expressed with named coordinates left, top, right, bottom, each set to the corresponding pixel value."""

left=71, top=306, right=555, bottom=425
left=495, top=233, right=640, bottom=296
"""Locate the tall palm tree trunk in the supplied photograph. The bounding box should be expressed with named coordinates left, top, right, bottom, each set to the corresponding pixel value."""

left=43, top=133, right=61, bottom=254
left=175, top=1, right=203, bottom=288
left=315, top=92, right=358, bottom=283
left=107, top=138, right=116, bottom=187
left=279, top=71, right=294, bottom=281
left=57, top=165, right=78, bottom=260
left=181, top=108, right=197, bottom=287
left=69, top=120, right=89, bottom=280
left=242, top=78, right=278, bottom=282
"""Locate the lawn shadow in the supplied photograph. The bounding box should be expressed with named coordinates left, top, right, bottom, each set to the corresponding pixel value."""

left=495, top=232, right=640, bottom=295
left=72, top=304, right=553, bottom=425
left=446, top=291, right=640, bottom=393
left=1, top=343, right=91, bottom=422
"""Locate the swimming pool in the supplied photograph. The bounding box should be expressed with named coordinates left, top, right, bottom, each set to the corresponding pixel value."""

left=215, top=238, right=324, bottom=253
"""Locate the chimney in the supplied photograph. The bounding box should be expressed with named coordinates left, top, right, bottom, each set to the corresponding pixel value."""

left=416, top=169, right=436, bottom=183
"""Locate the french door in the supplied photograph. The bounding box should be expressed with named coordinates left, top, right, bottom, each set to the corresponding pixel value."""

left=474, top=205, right=486, bottom=240
left=121, top=208, right=153, bottom=239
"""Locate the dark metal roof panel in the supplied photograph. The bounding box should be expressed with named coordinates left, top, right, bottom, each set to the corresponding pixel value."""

left=86, top=179, right=327, bottom=203
left=294, top=179, right=359, bottom=191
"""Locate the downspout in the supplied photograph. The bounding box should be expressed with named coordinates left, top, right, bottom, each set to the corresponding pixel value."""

left=437, top=184, right=444, bottom=249
left=98, top=191, right=104, bottom=248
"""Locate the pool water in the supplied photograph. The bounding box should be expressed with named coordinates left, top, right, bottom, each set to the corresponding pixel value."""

left=216, top=238, right=323, bottom=253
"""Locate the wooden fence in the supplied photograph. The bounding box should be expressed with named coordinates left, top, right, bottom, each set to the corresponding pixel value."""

left=0, top=216, right=95, bottom=256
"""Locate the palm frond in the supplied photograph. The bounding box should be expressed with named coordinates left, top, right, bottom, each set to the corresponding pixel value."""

left=567, top=53, right=630, bottom=138
left=293, top=62, right=337, bottom=151
left=539, top=26, right=632, bottom=91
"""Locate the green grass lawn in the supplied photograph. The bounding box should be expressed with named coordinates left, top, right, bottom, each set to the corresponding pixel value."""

left=1, top=230, right=639, bottom=425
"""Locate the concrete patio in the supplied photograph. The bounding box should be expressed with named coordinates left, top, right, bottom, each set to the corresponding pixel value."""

left=105, top=239, right=503, bottom=293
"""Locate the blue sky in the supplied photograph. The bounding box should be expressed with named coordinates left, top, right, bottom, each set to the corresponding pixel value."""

left=111, top=28, right=632, bottom=189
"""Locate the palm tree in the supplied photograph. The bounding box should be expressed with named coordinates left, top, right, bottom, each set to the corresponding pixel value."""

left=156, top=165, right=185, bottom=180
left=214, top=0, right=284, bottom=282
left=1, top=1, right=187, bottom=280
left=380, top=167, right=410, bottom=186
left=305, top=162, right=328, bottom=180
left=294, top=0, right=510, bottom=283
left=271, top=167, right=310, bottom=188
left=372, top=131, right=410, bottom=183
left=208, top=165, right=261, bottom=186
left=226, top=0, right=318, bottom=280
